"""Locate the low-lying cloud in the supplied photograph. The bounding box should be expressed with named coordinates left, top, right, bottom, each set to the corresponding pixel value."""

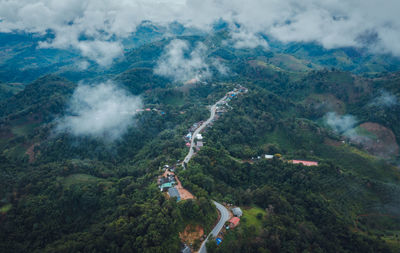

left=370, top=90, right=399, bottom=108
left=324, top=112, right=367, bottom=143
left=154, top=39, right=228, bottom=83
left=56, top=81, right=142, bottom=141
left=1, top=1, right=400, bottom=65
left=325, top=112, right=357, bottom=134
left=155, top=39, right=211, bottom=83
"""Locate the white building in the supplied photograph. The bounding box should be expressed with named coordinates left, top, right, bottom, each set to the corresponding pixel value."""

left=232, top=207, right=243, bottom=217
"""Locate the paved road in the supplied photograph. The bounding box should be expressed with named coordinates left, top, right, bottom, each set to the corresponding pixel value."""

left=198, top=201, right=230, bottom=253
left=180, top=91, right=238, bottom=252
left=183, top=95, right=227, bottom=169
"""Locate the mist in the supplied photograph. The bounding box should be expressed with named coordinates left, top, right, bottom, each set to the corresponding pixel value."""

left=154, top=39, right=228, bottom=83
left=325, top=112, right=357, bottom=134
left=154, top=39, right=211, bottom=83
left=56, top=81, right=142, bottom=141
left=370, top=90, right=399, bottom=108
left=2, top=0, right=400, bottom=65
left=324, top=112, right=365, bottom=143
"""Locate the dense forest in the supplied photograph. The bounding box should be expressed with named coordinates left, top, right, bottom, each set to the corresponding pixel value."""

left=0, top=29, right=400, bottom=253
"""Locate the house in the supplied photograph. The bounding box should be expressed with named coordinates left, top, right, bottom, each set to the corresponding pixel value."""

left=168, top=187, right=181, bottom=202
left=291, top=160, right=318, bottom=166
left=264, top=155, right=274, bottom=159
left=186, top=142, right=191, bottom=147
left=232, top=207, right=243, bottom=217
left=158, top=177, right=170, bottom=185
left=160, top=182, right=173, bottom=191
left=196, top=134, right=203, bottom=140
left=229, top=217, right=240, bottom=228
left=216, top=238, right=222, bottom=245
left=197, top=141, right=204, bottom=147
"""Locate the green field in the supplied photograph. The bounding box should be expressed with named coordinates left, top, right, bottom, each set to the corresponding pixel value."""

left=241, top=206, right=267, bottom=232
left=63, top=173, right=103, bottom=188
left=0, top=204, right=12, bottom=213
left=11, top=123, right=40, bottom=136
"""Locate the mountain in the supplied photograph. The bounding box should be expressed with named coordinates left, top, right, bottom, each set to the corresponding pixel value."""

left=0, top=82, right=24, bottom=101
left=0, top=31, right=400, bottom=253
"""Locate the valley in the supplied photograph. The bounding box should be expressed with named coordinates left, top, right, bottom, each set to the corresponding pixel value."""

left=0, top=8, right=400, bottom=252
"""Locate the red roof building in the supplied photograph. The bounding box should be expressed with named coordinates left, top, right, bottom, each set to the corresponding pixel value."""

left=291, top=160, right=318, bottom=166
left=185, top=143, right=191, bottom=147
left=229, top=217, right=240, bottom=228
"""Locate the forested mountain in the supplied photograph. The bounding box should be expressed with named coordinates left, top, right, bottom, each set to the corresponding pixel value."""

left=1, top=6, right=400, bottom=252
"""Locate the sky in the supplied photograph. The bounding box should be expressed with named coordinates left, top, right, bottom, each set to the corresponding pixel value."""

left=1, top=0, right=400, bottom=65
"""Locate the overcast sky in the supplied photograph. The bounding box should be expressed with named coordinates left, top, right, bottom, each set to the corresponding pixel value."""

left=1, top=0, right=400, bottom=65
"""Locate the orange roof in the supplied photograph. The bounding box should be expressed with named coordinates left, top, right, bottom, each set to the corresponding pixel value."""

left=292, top=160, right=318, bottom=166
left=229, top=217, right=240, bottom=226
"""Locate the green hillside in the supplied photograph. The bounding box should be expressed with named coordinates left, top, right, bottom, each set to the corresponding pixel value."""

left=0, top=33, right=400, bottom=253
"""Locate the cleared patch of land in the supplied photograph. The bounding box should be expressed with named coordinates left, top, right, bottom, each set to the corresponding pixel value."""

left=63, top=173, right=103, bottom=188
left=179, top=225, right=204, bottom=250
left=357, top=122, right=399, bottom=158
left=242, top=206, right=267, bottom=232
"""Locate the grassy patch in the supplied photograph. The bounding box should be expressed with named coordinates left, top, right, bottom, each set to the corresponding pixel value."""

left=3, top=144, right=28, bottom=160
left=163, top=94, right=185, bottom=106
left=261, top=128, right=295, bottom=152
left=353, top=126, right=378, bottom=140
left=241, top=206, right=267, bottom=232
left=317, top=144, right=400, bottom=182
left=11, top=123, right=40, bottom=136
left=0, top=204, right=12, bottom=213
left=63, top=174, right=102, bottom=188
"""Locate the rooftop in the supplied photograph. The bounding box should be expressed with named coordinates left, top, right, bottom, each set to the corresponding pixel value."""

left=291, top=160, right=318, bottom=166
left=168, top=187, right=181, bottom=201
left=232, top=207, right=243, bottom=217
left=229, top=217, right=240, bottom=227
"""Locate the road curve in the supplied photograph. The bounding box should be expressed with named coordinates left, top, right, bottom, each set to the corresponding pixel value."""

left=181, top=93, right=232, bottom=252
left=183, top=95, right=227, bottom=168
left=198, top=201, right=230, bottom=253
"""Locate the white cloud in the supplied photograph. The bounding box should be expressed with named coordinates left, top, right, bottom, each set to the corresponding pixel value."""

left=211, top=58, right=229, bottom=76
left=154, top=39, right=229, bottom=82
left=56, top=81, right=142, bottom=141
left=227, top=28, right=269, bottom=49
left=324, top=112, right=370, bottom=144
left=370, top=90, right=398, bottom=107
left=325, top=112, right=357, bottom=134
left=154, top=39, right=211, bottom=83
left=1, top=0, right=400, bottom=65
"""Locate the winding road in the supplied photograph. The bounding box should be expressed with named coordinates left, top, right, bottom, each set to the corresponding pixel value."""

left=198, top=201, right=230, bottom=253
left=183, top=95, right=228, bottom=169
left=181, top=90, right=241, bottom=252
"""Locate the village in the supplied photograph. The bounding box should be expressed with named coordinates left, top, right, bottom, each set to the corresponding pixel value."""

left=155, top=84, right=319, bottom=252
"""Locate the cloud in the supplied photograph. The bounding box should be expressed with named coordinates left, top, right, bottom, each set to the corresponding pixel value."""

left=1, top=0, right=400, bottom=65
left=370, top=90, right=398, bottom=107
left=154, top=39, right=229, bottom=82
left=325, top=112, right=357, bottom=134
left=227, top=28, right=269, bottom=49
left=56, top=81, right=142, bottom=141
left=324, top=112, right=372, bottom=145
left=154, top=39, right=211, bottom=83
left=211, top=58, right=229, bottom=76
